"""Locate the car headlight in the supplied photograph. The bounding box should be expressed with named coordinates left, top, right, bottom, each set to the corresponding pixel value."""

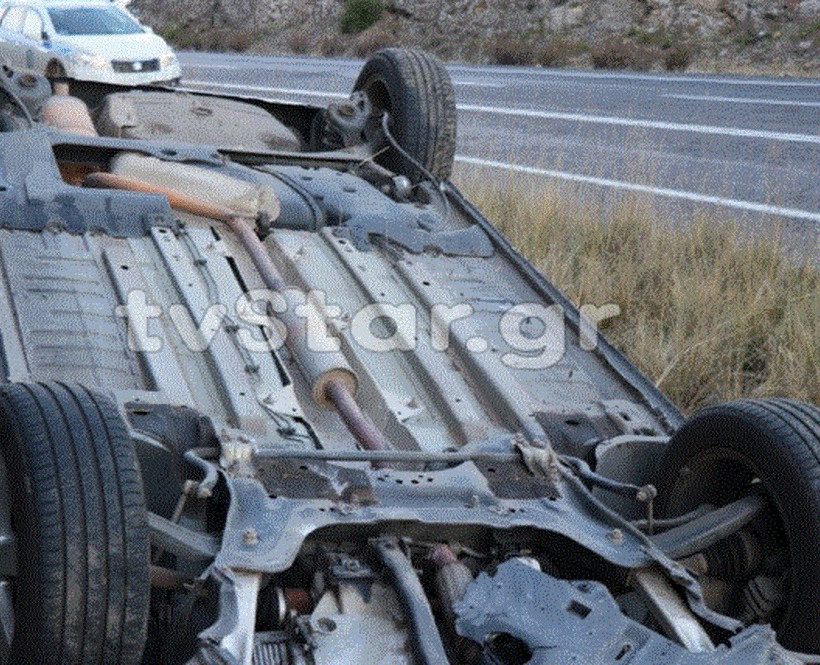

left=160, top=52, right=177, bottom=69
left=71, top=51, right=109, bottom=70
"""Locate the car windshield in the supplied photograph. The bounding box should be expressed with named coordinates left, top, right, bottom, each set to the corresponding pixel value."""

left=46, top=6, right=144, bottom=36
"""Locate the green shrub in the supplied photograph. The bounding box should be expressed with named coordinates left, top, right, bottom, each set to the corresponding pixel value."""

left=340, top=0, right=384, bottom=35
left=632, top=28, right=675, bottom=49
left=664, top=44, right=694, bottom=71
left=733, top=30, right=760, bottom=47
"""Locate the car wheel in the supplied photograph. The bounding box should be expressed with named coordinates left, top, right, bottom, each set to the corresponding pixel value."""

left=44, top=60, right=66, bottom=82
left=353, top=48, right=456, bottom=182
left=0, top=382, right=150, bottom=665
left=655, top=399, right=820, bottom=653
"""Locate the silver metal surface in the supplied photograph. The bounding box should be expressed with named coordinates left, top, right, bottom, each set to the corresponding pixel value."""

left=219, top=571, right=263, bottom=665
left=634, top=569, right=715, bottom=653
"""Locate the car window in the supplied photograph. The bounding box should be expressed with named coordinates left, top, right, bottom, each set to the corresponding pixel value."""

left=46, top=6, right=144, bottom=36
left=21, top=9, right=42, bottom=40
left=0, top=6, right=25, bottom=33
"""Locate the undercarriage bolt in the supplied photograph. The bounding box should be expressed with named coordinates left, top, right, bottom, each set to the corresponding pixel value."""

left=608, top=528, right=625, bottom=545
left=636, top=485, right=658, bottom=503
left=243, top=528, right=259, bottom=547
left=636, top=485, right=658, bottom=534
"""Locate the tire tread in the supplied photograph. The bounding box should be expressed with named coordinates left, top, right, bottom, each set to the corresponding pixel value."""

left=354, top=48, right=456, bottom=181
left=655, top=398, right=820, bottom=652
left=0, top=382, right=149, bottom=665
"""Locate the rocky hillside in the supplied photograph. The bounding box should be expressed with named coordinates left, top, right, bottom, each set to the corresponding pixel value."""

left=131, top=0, right=820, bottom=75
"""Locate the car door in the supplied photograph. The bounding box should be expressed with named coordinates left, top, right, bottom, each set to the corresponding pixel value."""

left=19, top=7, right=46, bottom=72
left=0, top=5, right=26, bottom=69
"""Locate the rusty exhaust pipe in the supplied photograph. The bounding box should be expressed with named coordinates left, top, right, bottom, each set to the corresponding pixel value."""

left=85, top=171, right=389, bottom=458
left=324, top=377, right=387, bottom=453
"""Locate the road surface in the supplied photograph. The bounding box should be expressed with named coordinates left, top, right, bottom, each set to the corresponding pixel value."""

left=178, top=51, right=820, bottom=238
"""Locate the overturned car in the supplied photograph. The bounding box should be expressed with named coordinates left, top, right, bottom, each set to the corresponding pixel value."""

left=0, top=49, right=818, bottom=665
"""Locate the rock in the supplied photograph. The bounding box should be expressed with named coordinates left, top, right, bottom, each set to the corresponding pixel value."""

left=128, top=0, right=819, bottom=74
left=550, top=4, right=585, bottom=29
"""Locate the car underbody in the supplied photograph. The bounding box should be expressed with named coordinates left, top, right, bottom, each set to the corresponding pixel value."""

left=0, top=51, right=815, bottom=665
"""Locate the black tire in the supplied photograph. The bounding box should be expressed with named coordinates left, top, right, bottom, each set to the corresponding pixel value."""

left=354, top=48, right=456, bottom=182
left=0, top=383, right=150, bottom=665
left=655, top=399, right=820, bottom=652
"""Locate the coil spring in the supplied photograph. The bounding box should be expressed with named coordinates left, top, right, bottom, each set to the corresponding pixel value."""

left=253, top=632, right=293, bottom=665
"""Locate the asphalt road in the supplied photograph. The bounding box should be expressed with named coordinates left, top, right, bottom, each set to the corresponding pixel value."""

left=178, top=51, right=820, bottom=237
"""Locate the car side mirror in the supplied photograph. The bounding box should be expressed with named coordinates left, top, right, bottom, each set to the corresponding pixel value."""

left=41, top=30, right=50, bottom=43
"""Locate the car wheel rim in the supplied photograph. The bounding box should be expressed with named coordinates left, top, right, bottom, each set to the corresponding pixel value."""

left=668, top=447, right=792, bottom=633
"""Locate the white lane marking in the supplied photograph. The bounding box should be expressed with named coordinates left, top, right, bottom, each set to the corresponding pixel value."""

left=179, top=54, right=361, bottom=69
left=456, top=81, right=506, bottom=89
left=172, top=75, right=820, bottom=222
left=449, top=64, right=820, bottom=88
left=456, top=155, right=820, bottom=224
left=179, top=53, right=820, bottom=88
left=183, top=63, right=239, bottom=70
left=665, top=93, right=820, bottom=108
left=182, top=79, right=346, bottom=99
left=183, top=79, right=820, bottom=145
left=459, top=103, right=820, bottom=145
left=183, top=78, right=505, bottom=94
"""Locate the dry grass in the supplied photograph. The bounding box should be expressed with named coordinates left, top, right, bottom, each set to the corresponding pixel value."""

left=488, top=37, right=537, bottom=65
left=486, top=35, right=588, bottom=68
left=535, top=36, right=589, bottom=67
left=159, top=24, right=262, bottom=52
left=688, top=58, right=819, bottom=78
left=458, top=176, right=820, bottom=413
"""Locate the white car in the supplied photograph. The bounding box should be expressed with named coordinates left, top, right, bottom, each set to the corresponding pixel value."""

left=0, top=0, right=180, bottom=85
